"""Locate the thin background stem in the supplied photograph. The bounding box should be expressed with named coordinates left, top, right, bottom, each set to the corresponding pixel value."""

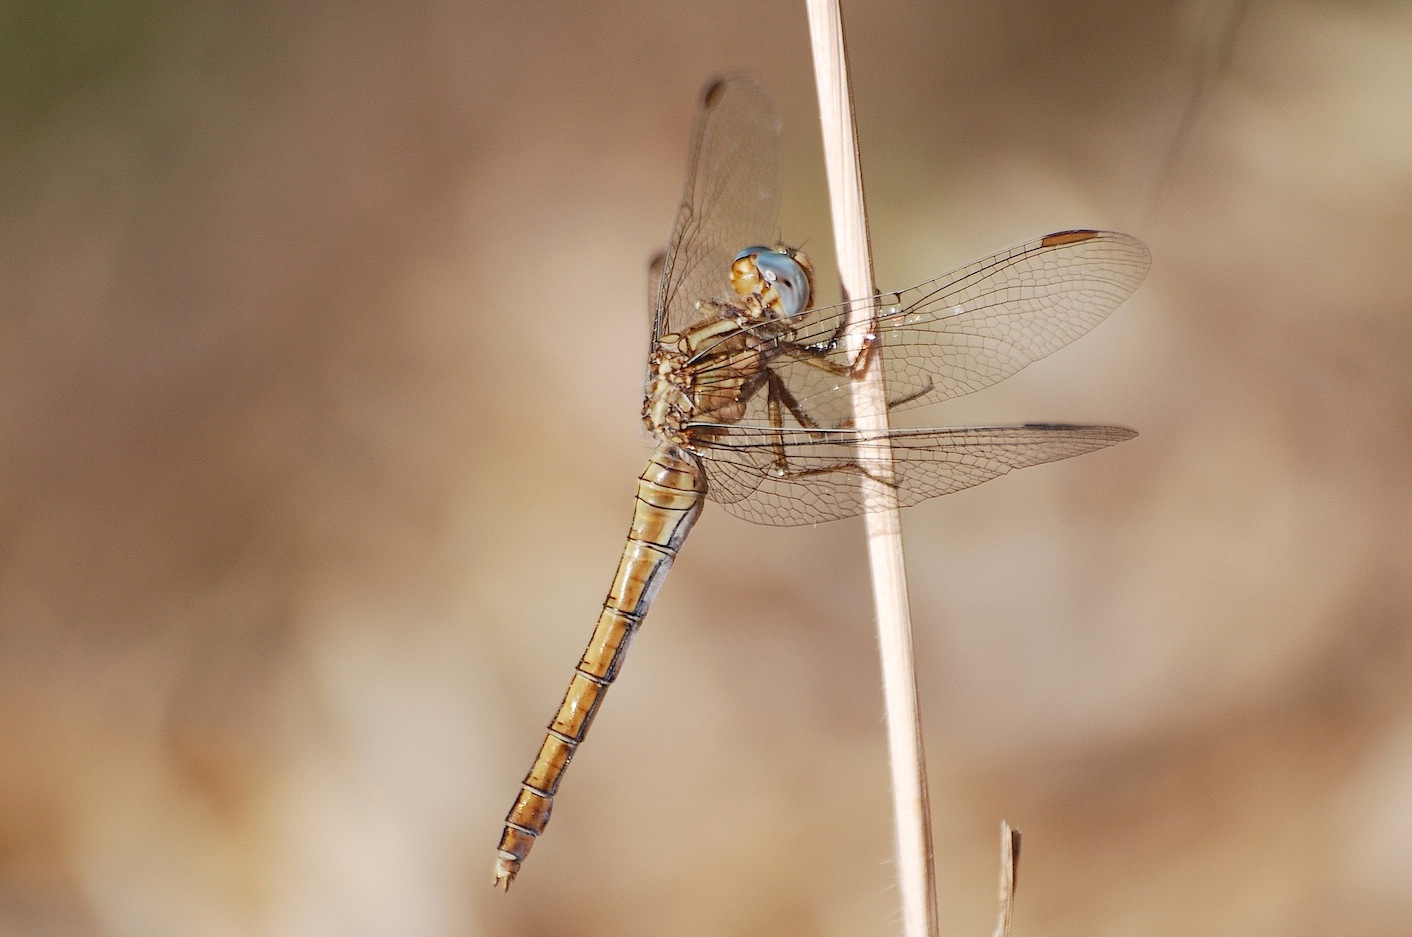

left=803, top=4, right=939, bottom=937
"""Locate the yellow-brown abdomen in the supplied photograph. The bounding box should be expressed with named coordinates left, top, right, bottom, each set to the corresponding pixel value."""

left=494, top=446, right=705, bottom=888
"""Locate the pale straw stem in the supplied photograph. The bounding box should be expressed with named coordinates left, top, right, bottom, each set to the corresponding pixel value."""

left=804, top=4, right=939, bottom=937
left=990, top=821, right=1020, bottom=937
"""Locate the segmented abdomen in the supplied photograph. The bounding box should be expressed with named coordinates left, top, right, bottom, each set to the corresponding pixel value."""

left=494, top=445, right=706, bottom=888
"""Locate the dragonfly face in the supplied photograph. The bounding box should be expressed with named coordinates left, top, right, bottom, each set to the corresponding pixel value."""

left=730, top=245, right=816, bottom=319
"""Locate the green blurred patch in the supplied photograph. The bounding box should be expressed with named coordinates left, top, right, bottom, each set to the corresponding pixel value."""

left=0, top=0, right=160, bottom=128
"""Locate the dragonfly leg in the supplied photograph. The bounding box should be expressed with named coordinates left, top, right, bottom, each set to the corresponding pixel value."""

left=847, top=333, right=879, bottom=379
left=764, top=372, right=827, bottom=472
left=767, top=371, right=826, bottom=432
left=790, top=303, right=883, bottom=378
left=779, top=340, right=853, bottom=377
left=694, top=366, right=772, bottom=424
left=764, top=375, right=789, bottom=475
left=781, top=329, right=881, bottom=380
left=780, top=333, right=939, bottom=422
left=762, top=372, right=896, bottom=486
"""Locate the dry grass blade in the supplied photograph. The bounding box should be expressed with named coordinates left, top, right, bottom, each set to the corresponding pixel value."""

left=990, top=822, right=1021, bottom=937
left=805, top=2, right=938, bottom=937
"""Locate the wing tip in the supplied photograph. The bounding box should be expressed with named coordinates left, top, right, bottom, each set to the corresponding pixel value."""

left=1020, top=423, right=1138, bottom=444
left=700, top=72, right=762, bottom=107
left=1041, top=229, right=1102, bottom=247
left=701, top=76, right=731, bottom=107
left=1040, top=228, right=1152, bottom=275
left=697, top=73, right=780, bottom=131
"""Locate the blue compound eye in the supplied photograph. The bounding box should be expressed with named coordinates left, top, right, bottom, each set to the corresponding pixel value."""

left=753, top=250, right=812, bottom=318
left=733, top=245, right=771, bottom=263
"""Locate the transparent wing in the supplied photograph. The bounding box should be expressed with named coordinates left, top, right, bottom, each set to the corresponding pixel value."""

left=691, top=230, right=1151, bottom=430
left=652, top=75, right=781, bottom=347
left=645, top=249, right=666, bottom=359
left=694, top=422, right=1136, bottom=526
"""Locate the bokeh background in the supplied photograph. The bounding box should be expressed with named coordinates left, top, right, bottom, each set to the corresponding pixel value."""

left=3, top=1, right=1410, bottom=935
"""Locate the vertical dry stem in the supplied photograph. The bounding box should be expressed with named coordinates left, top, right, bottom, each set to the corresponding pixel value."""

left=990, top=821, right=1021, bottom=937
left=804, top=4, right=939, bottom=937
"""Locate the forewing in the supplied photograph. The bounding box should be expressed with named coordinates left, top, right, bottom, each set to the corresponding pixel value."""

left=694, top=422, right=1136, bottom=526
left=692, top=230, right=1150, bottom=430
left=653, top=76, right=781, bottom=345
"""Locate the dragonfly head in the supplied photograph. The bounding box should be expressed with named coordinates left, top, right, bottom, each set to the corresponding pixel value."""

left=730, top=245, right=815, bottom=318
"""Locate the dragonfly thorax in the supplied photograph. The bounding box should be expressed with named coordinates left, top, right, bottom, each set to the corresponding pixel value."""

left=643, top=342, right=696, bottom=445
left=644, top=309, right=786, bottom=446
left=645, top=246, right=813, bottom=447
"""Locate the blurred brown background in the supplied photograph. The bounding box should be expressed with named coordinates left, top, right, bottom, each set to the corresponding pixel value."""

left=3, top=1, right=1410, bottom=935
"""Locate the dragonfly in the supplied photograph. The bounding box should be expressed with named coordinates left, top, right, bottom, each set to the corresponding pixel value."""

left=494, top=75, right=1149, bottom=889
